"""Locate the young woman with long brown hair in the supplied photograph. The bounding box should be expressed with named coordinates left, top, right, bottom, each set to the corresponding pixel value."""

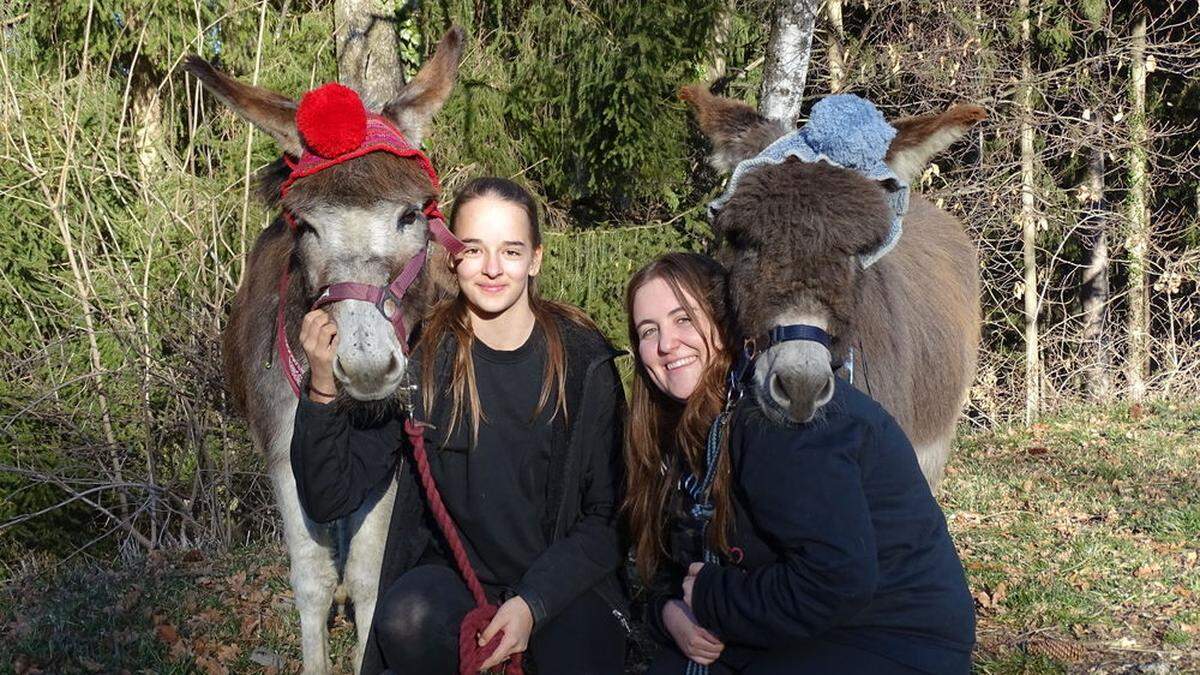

left=291, top=177, right=629, bottom=674
left=625, top=252, right=974, bottom=674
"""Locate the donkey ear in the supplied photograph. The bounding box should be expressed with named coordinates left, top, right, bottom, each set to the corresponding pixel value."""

left=382, top=26, right=465, bottom=146
left=884, top=104, right=987, bottom=184
left=183, top=56, right=302, bottom=156
left=680, top=84, right=789, bottom=173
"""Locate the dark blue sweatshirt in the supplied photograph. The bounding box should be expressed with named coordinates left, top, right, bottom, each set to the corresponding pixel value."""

left=681, top=379, right=975, bottom=673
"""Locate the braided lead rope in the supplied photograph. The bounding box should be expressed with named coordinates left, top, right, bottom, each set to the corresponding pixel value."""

left=404, top=419, right=524, bottom=675
left=682, top=412, right=728, bottom=675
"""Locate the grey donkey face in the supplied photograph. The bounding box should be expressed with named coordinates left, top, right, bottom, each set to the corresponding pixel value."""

left=288, top=164, right=433, bottom=401
left=683, top=84, right=987, bottom=426
left=185, top=27, right=465, bottom=402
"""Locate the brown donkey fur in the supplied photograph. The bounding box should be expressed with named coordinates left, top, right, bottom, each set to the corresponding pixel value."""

left=185, top=28, right=464, bottom=674
left=682, top=85, right=985, bottom=488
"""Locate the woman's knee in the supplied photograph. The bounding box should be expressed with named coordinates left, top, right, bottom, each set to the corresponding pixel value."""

left=375, top=565, right=472, bottom=645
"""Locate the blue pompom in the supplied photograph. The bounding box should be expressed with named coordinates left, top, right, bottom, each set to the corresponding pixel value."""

left=799, top=94, right=896, bottom=171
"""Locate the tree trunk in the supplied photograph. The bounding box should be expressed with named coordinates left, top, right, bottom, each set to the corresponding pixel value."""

left=759, top=0, right=819, bottom=125
left=1019, top=0, right=1039, bottom=424
left=131, top=60, right=168, bottom=194
left=825, top=0, right=846, bottom=92
left=334, top=0, right=405, bottom=106
left=1125, top=12, right=1150, bottom=402
left=1080, top=115, right=1112, bottom=400
left=706, top=3, right=732, bottom=83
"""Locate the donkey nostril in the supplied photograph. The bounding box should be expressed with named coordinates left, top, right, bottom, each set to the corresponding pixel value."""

left=815, top=375, right=835, bottom=405
left=769, top=373, right=791, bottom=405
left=386, top=353, right=403, bottom=379
left=332, top=356, right=349, bottom=383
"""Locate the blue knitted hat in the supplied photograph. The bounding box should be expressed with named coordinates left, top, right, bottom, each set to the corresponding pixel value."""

left=708, top=94, right=908, bottom=268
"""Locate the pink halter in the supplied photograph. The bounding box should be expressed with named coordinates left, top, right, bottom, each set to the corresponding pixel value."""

left=273, top=83, right=464, bottom=397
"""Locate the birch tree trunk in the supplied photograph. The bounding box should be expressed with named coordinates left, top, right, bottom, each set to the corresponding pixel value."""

left=334, top=0, right=404, bottom=107
left=1125, top=12, right=1150, bottom=402
left=1019, top=0, right=1040, bottom=424
left=1080, top=112, right=1112, bottom=400
left=825, top=0, right=846, bottom=92
left=759, top=0, right=819, bottom=125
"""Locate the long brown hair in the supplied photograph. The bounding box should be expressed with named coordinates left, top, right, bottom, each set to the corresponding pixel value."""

left=623, top=252, right=735, bottom=583
left=418, top=177, right=596, bottom=442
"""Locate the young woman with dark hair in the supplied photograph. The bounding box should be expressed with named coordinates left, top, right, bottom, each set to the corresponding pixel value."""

left=291, top=177, right=629, bottom=674
left=624, top=252, right=975, bottom=674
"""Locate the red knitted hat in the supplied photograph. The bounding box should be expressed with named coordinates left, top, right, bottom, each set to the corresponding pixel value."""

left=296, top=83, right=367, bottom=158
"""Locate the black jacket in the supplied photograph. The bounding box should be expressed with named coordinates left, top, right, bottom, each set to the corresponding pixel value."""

left=290, top=317, right=629, bottom=675
left=650, top=379, right=975, bottom=673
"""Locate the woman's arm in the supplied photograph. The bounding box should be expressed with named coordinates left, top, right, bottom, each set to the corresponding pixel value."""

left=513, top=359, right=626, bottom=624
left=644, top=560, right=686, bottom=645
left=290, top=390, right=404, bottom=523
left=688, top=414, right=879, bottom=648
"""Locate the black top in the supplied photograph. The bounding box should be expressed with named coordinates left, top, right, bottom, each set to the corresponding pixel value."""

left=290, top=315, right=629, bottom=675
left=649, top=379, right=975, bottom=674
left=431, top=327, right=555, bottom=587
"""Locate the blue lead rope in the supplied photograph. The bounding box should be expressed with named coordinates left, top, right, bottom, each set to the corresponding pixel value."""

left=682, top=410, right=729, bottom=675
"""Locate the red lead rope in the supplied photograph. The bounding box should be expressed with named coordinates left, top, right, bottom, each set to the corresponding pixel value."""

left=404, top=420, right=524, bottom=675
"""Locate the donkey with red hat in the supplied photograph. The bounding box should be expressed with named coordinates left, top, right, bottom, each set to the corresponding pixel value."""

left=185, top=27, right=465, bottom=674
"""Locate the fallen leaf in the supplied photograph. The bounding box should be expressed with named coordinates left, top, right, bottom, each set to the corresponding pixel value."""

left=169, top=639, right=191, bottom=660
left=228, top=571, right=247, bottom=592
left=991, top=582, right=1008, bottom=606
left=155, top=623, right=179, bottom=645
left=195, top=655, right=228, bottom=675
left=1134, top=564, right=1159, bottom=578
left=974, top=590, right=991, bottom=609
left=240, top=615, right=260, bottom=638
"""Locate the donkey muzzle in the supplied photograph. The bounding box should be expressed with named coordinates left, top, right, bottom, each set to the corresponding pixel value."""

left=327, top=302, right=408, bottom=401
left=753, top=340, right=836, bottom=424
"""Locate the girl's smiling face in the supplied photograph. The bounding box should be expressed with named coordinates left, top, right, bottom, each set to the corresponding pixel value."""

left=632, top=276, right=722, bottom=402
left=451, top=195, right=543, bottom=317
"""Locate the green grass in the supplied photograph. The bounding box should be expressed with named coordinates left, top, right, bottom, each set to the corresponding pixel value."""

left=2, top=404, right=1197, bottom=673
left=945, top=401, right=1200, bottom=672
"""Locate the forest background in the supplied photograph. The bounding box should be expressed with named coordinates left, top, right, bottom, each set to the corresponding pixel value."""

left=0, top=0, right=1198, bottom=671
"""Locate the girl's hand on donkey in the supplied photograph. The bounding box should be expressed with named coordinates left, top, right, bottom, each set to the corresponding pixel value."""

left=299, top=309, right=339, bottom=402
left=477, top=595, right=534, bottom=671
left=663, top=599, right=724, bottom=665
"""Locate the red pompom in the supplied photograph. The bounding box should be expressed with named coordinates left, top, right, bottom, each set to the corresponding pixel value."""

left=296, top=83, right=367, bottom=158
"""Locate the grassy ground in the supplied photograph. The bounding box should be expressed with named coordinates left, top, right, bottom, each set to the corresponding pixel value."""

left=2, top=403, right=1197, bottom=674
left=945, top=401, right=1200, bottom=673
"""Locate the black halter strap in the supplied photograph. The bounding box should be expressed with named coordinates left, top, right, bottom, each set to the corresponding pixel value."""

left=729, top=323, right=846, bottom=401
left=765, top=324, right=832, bottom=349
left=743, top=324, right=835, bottom=366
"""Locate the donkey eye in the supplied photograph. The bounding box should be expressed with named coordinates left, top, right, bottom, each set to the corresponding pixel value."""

left=724, top=228, right=756, bottom=251
left=297, top=219, right=319, bottom=238
left=396, top=207, right=419, bottom=230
